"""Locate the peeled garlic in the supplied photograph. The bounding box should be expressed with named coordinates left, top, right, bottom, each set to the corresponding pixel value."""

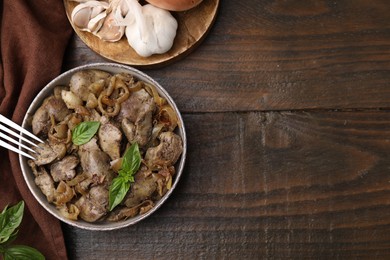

left=96, top=11, right=125, bottom=42
left=71, top=1, right=109, bottom=33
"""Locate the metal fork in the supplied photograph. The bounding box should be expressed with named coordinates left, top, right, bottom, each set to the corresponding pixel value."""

left=0, top=114, right=44, bottom=160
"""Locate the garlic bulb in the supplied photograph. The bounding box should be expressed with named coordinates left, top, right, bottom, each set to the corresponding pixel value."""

left=119, top=0, right=178, bottom=57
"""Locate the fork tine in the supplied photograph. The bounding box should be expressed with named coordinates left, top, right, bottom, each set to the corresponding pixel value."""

left=0, top=124, right=41, bottom=148
left=0, top=131, right=37, bottom=153
left=0, top=114, right=44, bottom=143
left=0, top=139, right=36, bottom=160
left=0, top=114, right=44, bottom=160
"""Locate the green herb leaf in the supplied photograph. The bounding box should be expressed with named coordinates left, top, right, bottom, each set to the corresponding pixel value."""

left=1, top=205, right=8, bottom=214
left=121, top=142, right=141, bottom=175
left=3, top=245, right=45, bottom=260
left=108, top=177, right=131, bottom=211
left=72, top=121, right=100, bottom=145
left=4, top=231, right=18, bottom=246
left=108, top=143, right=141, bottom=211
left=0, top=201, right=24, bottom=244
left=118, top=169, right=135, bottom=183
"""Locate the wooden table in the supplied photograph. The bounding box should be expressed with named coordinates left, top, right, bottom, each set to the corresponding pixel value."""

left=61, top=0, right=390, bottom=258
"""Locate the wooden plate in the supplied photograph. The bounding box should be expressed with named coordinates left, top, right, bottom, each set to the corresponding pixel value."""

left=64, top=0, right=220, bottom=68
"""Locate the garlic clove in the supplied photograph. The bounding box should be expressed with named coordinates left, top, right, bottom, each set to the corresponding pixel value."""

left=90, top=5, right=106, bottom=18
left=96, top=12, right=125, bottom=42
left=88, top=11, right=107, bottom=33
left=72, top=4, right=93, bottom=29
left=71, top=1, right=109, bottom=32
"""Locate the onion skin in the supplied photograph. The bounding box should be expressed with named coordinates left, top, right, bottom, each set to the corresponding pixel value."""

left=145, top=0, right=203, bottom=11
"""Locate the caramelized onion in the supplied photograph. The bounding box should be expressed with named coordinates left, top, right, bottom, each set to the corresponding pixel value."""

left=139, top=201, right=154, bottom=215
left=144, top=82, right=166, bottom=107
left=74, top=105, right=90, bottom=116
left=58, top=204, right=80, bottom=220
left=158, top=105, right=179, bottom=131
left=101, top=95, right=116, bottom=106
left=98, top=91, right=119, bottom=116
left=107, top=200, right=154, bottom=222
left=49, top=122, right=71, bottom=144
left=88, top=79, right=105, bottom=96
left=148, top=123, right=165, bottom=147
left=115, top=85, right=130, bottom=103
left=66, top=113, right=83, bottom=130
left=66, top=173, right=88, bottom=186
left=128, top=81, right=143, bottom=93
left=55, top=181, right=75, bottom=205
left=86, top=93, right=98, bottom=108
left=97, top=74, right=130, bottom=117
left=166, top=175, right=172, bottom=190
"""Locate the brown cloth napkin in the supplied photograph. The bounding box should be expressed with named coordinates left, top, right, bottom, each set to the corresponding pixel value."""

left=0, top=0, right=72, bottom=259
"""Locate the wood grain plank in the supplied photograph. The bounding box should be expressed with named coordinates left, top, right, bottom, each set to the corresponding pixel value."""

left=63, top=111, right=390, bottom=259
left=62, top=0, right=390, bottom=112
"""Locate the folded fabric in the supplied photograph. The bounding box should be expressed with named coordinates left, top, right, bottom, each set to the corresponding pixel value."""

left=0, top=1, right=72, bottom=259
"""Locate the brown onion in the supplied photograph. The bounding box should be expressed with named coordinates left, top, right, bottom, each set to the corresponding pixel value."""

left=58, top=204, right=80, bottom=220
left=55, top=181, right=75, bottom=205
left=66, top=173, right=87, bottom=187
left=144, top=82, right=166, bottom=107
left=158, top=105, right=179, bottom=131
left=146, top=0, right=203, bottom=11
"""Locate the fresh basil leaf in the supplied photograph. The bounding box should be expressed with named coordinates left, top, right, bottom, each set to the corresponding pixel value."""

left=3, top=245, right=44, bottom=260
left=0, top=201, right=24, bottom=244
left=108, top=143, right=142, bottom=211
left=122, top=142, right=141, bottom=175
left=1, top=205, right=8, bottom=215
left=4, top=231, right=18, bottom=245
left=108, top=177, right=131, bottom=211
left=72, top=121, right=100, bottom=145
left=118, top=169, right=134, bottom=183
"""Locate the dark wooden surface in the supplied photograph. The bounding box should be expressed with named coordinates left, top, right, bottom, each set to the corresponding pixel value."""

left=61, top=0, right=390, bottom=259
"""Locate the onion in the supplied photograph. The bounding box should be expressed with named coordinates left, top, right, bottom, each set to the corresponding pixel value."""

left=66, top=173, right=87, bottom=186
left=144, top=82, right=166, bottom=107
left=146, top=0, right=203, bottom=11
left=58, top=204, right=80, bottom=220
left=55, top=181, right=75, bottom=205
left=107, top=200, right=154, bottom=222
left=49, top=122, right=71, bottom=144
left=159, top=105, right=179, bottom=131
left=97, top=74, right=131, bottom=117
